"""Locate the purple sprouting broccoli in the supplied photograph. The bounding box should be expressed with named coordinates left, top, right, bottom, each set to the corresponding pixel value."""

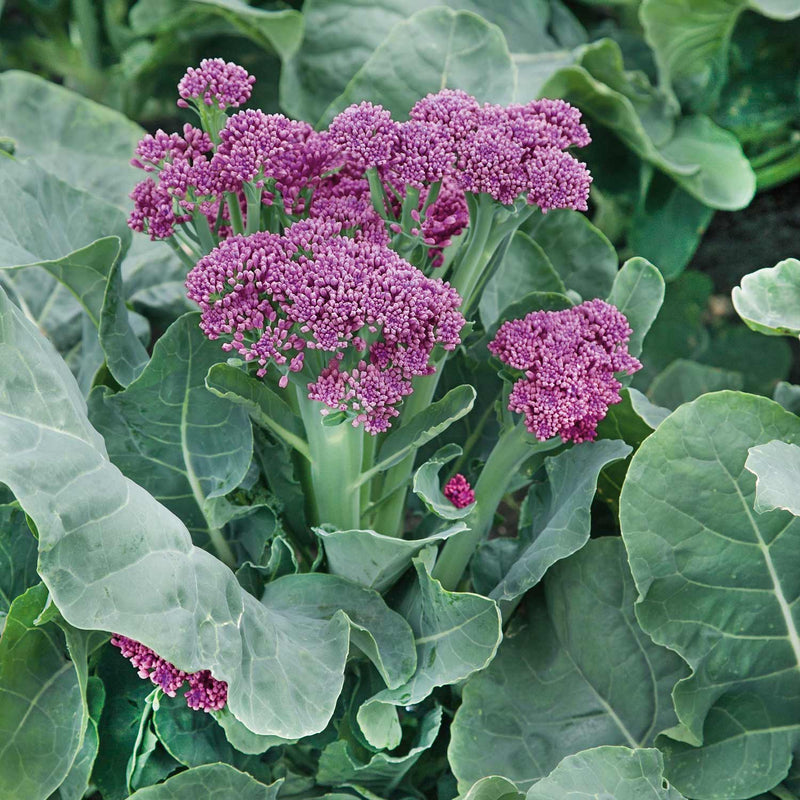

left=444, top=474, right=476, bottom=509
left=488, top=299, right=641, bottom=443
left=177, top=58, right=255, bottom=110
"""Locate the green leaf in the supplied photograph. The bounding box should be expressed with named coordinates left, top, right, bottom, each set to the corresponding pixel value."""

left=315, top=523, right=466, bottom=592
left=525, top=209, right=618, bottom=300
left=205, top=363, right=309, bottom=459
left=88, top=314, right=252, bottom=548
left=321, top=7, right=515, bottom=124
left=358, top=555, right=501, bottom=730
left=212, top=708, right=289, bottom=755
left=541, top=40, right=755, bottom=210
left=373, top=385, right=476, bottom=476
left=317, top=705, right=442, bottom=792
left=0, top=157, right=147, bottom=385
left=479, top=232, right=565, bottom=330
left=0, top=71, right=143, bottom=209
left=485, top=440, right=632, bottom=605
left=606, top=257, right=665, bottom=358
left=647, top=359, right=744, bottom=409
left=459, top=776, right=523, bottom=800
left=732, top=258, right=800, bottom=337
left=126, top=763, right=281, bottom=799
left=746, top=440, right=800, bottom=515
left=0, top=504, right=37, bottom=616
left=619, top=391, right=800, bottom=799
left=413, top=443, right=474, bottom=520
left=260, top=573, right=417, bottom=690
left=450, top=539, right=687, bottom=791
left=526, top=746, right=686, bottom=799
left=0, top=584, right=84, bottom=800
left=0, top=286, right=355, bottom=738
left=774, top=381, right=800, bottom=414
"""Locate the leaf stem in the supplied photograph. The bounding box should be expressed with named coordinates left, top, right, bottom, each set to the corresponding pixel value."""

left=226, top=193, right=245, bottom=236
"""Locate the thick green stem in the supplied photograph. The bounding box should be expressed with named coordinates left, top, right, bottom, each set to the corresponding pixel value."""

left=449, top=193, right=494, bottom=301
left=73, top=0, right=102, bottom=71
left=771, top=787, right=800, bottom=800
left=432, top=421, right=558, bottom=590
left=191, top=209, right=216, bottom=254
left=166, top=238, right=197, bottom=270
left=298, top=392, right=364, bottom=530
left=755, top=150, right=800, bottom=191
left=244, top=183, right=263, bottom=235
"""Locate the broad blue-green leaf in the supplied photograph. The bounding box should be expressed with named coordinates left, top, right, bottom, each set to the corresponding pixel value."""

left=315, top=523, right=465, bottom=592
left=479, top=232, right=565, bottom=330
left=746, top=440, right=800, bottom=515
left=358, top=555, right=501, bottom=733
left=459, top=776, right=523, bottom=800
left=732, top=258, right=800, bottom=337
left=647, top=359, right=744, bottom=410
left=212, top=708, right=289, bottom=755
left=0, top=157, right=147, bottom=385
left=413, top=443, right=474, bottom=520
left=486, top=439, right=631, bottom=605
left=0, top=71, right=143, bottom=208
left=260, top=573, right=417, bottom=689
left=322, top=7, right=515, bottom=123
left=282, top=0, right=572, bottom=123
left=526, top=746, right=686, bottom=799
left=606, top=257, right=665, bottom=358
left=52, top=676, right=105, bottom=800
left=89, top=314, right=252, bottom=548
left=318, top=705, right=442, bottom=792
left=620, top=391, right=800, bottom=799
left=0, top=504, right=37, bottom=616
left=0, top=286, right=354, bottom=738
left=774, top=381, right=800, bottom=414
left=0, top=584, right=84, bottom=800
left=126, top=763, right=281, bottom=799
left=450, top=539, right=687, bottom=791
left=373, top=385, right=477, bottom=475
left=205, top=363, right=308, bottom=458
left=540, top=40, right=755, bottom=210
left=525, top=209, right=617, bottom=300
left=641, top=0, right=800, bottom=110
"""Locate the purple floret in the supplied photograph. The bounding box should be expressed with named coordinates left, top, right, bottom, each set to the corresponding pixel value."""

left=177, top=58, right=255, bottom=110
left=444, top=474, right=475, bottom=508
left=488, top=299, right=641, bottom=443
left=328, top=102, right=400, bottom=170
left=111, top=634, right=228, bottom=711
left=185, top=218, right=465, bottom=433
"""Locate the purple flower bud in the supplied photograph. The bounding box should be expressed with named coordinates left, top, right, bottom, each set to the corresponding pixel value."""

left=328, top=102, right=400, bottom=170
left=177, top=58, right=255, bottom=110
left=444, top=474, right=475, bottom=508
left=488, top=299, right=641, bottom=443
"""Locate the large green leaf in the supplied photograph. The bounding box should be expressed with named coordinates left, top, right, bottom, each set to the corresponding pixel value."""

left=315, top=523, right=465, bottom=592
left=0, top=504, right=37, bottom=617
left=0, top=157, right=147, bottom=385
left=358, top=554, right=501, bottom=735
left=0, top=584, right=84, bottom=800
left=482, top=440, right=631, bottom=606
left=525, top=209, right=618, bottom=300
left=260, top=573, right=417, bottom=689
left=732, top=258, right=800, bottom=337
left=746, top=440, right=800, bottom=515
left=321, top=7, right=515, bottom=124
left=0, top=71, right=143, bottom=209
left=282, top=0, right=574, bottom=123
left=606, top=256, right=665, bottom=358
left=540, top=40, right=755, bottom=210
left=479, top=232, right=564, bottom=330
left=89, top=314, right=252, bottom=547
left=641, top=0, right=800, bottom=109
left=620, top=391, right=800, bottom=799
left=126, top=763, right=281, bottom=799
left=0, top=286, right=356, bottom=738
left=450, top=539, right=687, bottom=791
left=647, top=359, right=744, bottom=409
left=526, top=746, right=686, bottom=800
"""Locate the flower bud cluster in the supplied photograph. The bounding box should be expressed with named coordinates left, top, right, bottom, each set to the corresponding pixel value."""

left=185, top=218, right=465, bottom=432
left=110, top=634, right=227, bottom=712
left=488, top=299, right=641, bottom=443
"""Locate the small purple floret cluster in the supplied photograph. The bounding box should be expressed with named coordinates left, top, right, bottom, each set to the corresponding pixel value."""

left=177, top=58, right=255, bottom=110
left=444, top=474, right=476, bottom=509
left=488, top=300, right=641, bottom=443
left=111, top=634, right=228, bottom=712
left=186, top=217, right=465, bottom=433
